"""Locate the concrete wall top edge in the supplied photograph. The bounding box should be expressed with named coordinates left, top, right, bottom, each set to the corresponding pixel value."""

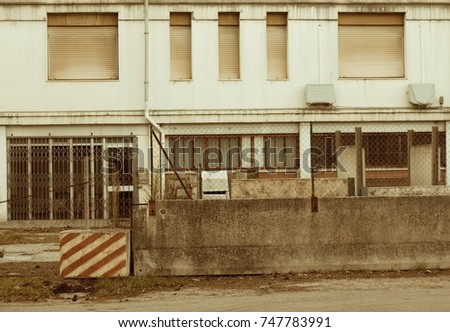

left=155, top=195, right=450, bottom=205
left=2, top=0, right=450, bottom=5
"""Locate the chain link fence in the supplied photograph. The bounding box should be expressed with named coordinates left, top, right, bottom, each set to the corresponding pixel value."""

left=150, top=123, right=447, bottom=201
left=3, top=124, right=446, bottom=220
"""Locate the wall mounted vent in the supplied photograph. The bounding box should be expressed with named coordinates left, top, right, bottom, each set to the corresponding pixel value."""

left=305, top=84, right=336, bottom=105
left=408, top=84, right=435, bottom=106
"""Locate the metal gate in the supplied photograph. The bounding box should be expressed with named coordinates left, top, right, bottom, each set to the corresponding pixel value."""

left=7, top=136, right=138, bottom=221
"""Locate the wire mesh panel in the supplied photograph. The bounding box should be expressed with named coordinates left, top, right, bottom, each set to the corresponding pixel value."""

left=7, top=136, right=137, bottom=221
left=151, top=123, right=447, bottom=200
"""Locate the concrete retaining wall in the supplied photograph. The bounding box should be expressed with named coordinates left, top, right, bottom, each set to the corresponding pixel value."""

left=133, top=197, right=450, bottom=276
left=367, top=186, right=450, bottom=196
left=165, top=173, right=352, bottom=199
left=230, top=178, right=351, bottom=198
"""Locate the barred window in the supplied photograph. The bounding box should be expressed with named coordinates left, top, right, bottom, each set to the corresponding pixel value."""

left=264, top=135, right=299, bottom=169
left=168, top=136, right=241, bottom=170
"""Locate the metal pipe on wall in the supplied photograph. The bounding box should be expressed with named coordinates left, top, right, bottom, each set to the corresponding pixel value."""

left=144, top=0, right=165, bottom=199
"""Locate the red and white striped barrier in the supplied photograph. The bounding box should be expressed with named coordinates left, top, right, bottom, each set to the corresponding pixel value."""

left=59, top=229, right=131, bottom=278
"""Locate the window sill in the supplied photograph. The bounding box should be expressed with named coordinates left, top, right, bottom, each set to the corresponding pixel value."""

left=47, top=79, right=120, bottom=83
left=338, top=77, right=407, bottom=81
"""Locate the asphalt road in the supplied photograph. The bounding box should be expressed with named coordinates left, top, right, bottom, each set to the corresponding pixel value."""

left=1, top=275, right=449, bottom=312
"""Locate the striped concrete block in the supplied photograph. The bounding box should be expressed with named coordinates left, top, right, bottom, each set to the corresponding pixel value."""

left=59, top=229, right=131, bottom=278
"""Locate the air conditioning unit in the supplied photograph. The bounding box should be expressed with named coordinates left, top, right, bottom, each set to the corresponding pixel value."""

left=201, top=171, right=229, bottom=199
left=305, top=84, right=336, bottom=105
left=408, top=84, right=435, bottom=106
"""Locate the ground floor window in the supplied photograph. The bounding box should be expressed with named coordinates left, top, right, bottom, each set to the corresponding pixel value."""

left=263, top=135, right=299, bottom=170
left=311, top=131, right=446, bottom=186
left=168, top=135, right=241, bottom=171
left=7, top=136, right=137, bottom=221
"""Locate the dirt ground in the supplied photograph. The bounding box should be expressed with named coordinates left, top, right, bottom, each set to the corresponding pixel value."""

left=1, top=260, right=450, bottom=303
left=1, top=228, right=450, bottom=305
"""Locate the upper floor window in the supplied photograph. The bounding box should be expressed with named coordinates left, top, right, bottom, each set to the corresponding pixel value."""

left=170, top=12, right=192, bottom=80
left=338, top=13, right=404, bottom=78
left=47, top=13, right=118, bottom=80
left=266, top=12, right=288, bottom=80
left=218, top=12, right=240, bottom=80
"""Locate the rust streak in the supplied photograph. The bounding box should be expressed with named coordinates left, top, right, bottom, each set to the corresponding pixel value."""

left=61, top=232, right=126, bottom=278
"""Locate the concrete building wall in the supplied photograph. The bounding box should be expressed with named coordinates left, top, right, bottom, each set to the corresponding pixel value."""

left=133, top=197, right=450, bottom=276
left=0, top=6, right=144, bottom=113
left=130, top=5, right=450, bottom=111
left=0, top=127, right=7, bottom=222
left=1, top=3, right=450, bottom=115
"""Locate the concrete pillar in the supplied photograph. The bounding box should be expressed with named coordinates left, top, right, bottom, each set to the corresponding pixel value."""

left=299, top=122, right=311, bottom=179
left=431, top=126, right=439, bottom=185
left=253, top=136, right=265, bottom=169
left=446, top=122, right=450, bottom=186
left=355, top=127, right=363, bottom=196
left=0, top=127, right=7, bottom=222
left=407, top=130, right=413, bottom=186
left=137, top=135, right=151, bottom=204
left=241, top=136, right=252, bottom=168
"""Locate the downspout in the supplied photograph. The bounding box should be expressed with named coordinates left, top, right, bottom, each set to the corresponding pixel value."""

left=420, top=23, right=424, bottom=84
left=317, top=24, right=322, bottom=84
left=143, top=0, right=165, bottom=199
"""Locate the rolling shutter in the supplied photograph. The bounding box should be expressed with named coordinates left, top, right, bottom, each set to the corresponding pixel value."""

left=219, top=13, right=240, bottom=80
left=338, top=13, right=404, bottom=78
left=267, top=13, right=287, bottom=80
left=48, top=13, right=118, bottom=80
left=170, top=13, right=192, bottom=80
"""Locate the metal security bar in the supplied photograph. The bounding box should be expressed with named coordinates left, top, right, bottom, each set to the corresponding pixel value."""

left=7, top=136, right=137, bottom=221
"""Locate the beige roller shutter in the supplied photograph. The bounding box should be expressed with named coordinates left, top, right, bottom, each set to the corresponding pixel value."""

left=267, top=13, right=287, bottom=80
left=48, top=13, right=118, bottom=80
left=170, top=13, right=192, bottom=80
left=219, top=13, right=240, bottom=80
left=338, top=13, right=404, bottom=78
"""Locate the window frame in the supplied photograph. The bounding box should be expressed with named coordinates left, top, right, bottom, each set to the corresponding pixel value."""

left=338, top=12, right=405, bottom=79
left=168, top=136, right=242, bottom=171
left=47, top=13, right=119, bottom=81
left=170, top=12, right=192, bottom=81
left=218, top=12, right=241, bottom=80
left=266, top=12, right=288, bottom=80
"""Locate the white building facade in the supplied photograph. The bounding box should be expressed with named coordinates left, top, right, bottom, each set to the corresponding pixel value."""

left=1, top=0, right=450, bottom=221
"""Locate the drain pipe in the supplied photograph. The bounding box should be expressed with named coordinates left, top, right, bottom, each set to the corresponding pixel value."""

left=143, top=0, right=165, bottom=199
